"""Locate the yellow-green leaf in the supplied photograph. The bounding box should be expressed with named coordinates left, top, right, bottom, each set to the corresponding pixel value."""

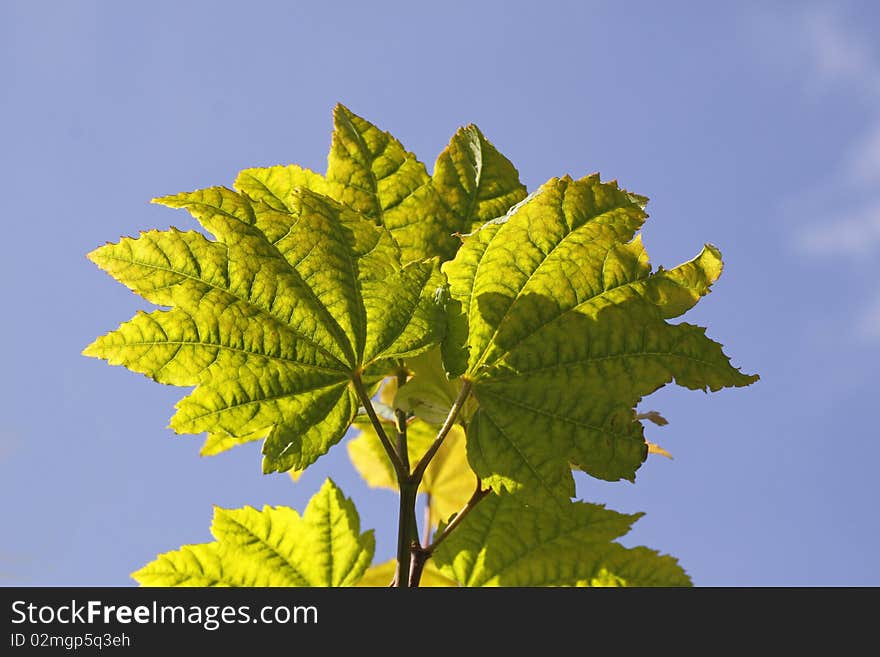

left=442, top=175, right=758, bottom=504
left=326, top=104, right=459, bottom=263
left=234, top=164, right=329, bottom=212
left=432, top=493, right=691, bottom=587
left=85, top=184, right=445, bottom=474
left=433, top=124, right=527, bottom=235
left=200, top=431, right=263, bottom=457
left=393, top=348, right=476, bottom=425
left=132, top=479, right=373, bottom=587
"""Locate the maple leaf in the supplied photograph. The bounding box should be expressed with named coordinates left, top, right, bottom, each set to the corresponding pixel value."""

left=237, top=104, right=526, bottom=263
left=133, top=479, right=373, bottom=586
left=84, top=185, right=444, bottom=473
left=443, top=175, right=758, bottom=504
left=432, top=492, right=691, bottom=587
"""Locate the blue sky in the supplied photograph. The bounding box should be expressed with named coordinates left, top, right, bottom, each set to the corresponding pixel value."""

left=1, top=1, right=878, bottom=586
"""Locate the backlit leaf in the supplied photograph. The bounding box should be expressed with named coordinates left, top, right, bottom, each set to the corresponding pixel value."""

left=443, top=175, right=758, bottom=503
left=393, top=348, right=476, bottom=425
left=326, top=104, right=457, bottom=263
left=432, top=493, right=690, bottom=587
left=132, top=479, right=373, bottom=587
left=433, top=124, right=527, bottom=235
left=85, top=184, right=445, bottom=474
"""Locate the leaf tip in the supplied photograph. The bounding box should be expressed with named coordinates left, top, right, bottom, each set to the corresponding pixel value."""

left=260, top=456, right=276, bottom=475
left=333, top=102, right=354, bottom=121
left=700, top=242, right=724, bottom=280
left=319, top=476, right=341, bottom=496
left=81, top=341, right=100, bottom=358
left=462, top=123, right=485, bottom=139
left=151, top=193, right=187, bottom=208
left=129, top=568, right=147, bottom=586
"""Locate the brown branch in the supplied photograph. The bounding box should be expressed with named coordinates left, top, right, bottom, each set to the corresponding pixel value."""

left=410, top=479, right=490, bottom=587
left=428, top=479, right=490, bottom=553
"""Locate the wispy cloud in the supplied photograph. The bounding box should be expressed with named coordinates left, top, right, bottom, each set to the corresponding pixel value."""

left=798, top=201, right=880, bottom=257
left=780, top=6, right=880, bottom=337
left=857, top=296, right=880, bottom=340
left=800, top=7, right=880, bottom=96
left=845, top=122, right=880, bottom=186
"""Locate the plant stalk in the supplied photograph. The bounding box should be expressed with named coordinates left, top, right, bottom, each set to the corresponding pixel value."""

left=411, top=380, right=472, bottom=481
left=351, top=372, right=406, bottom=478
left=396, top=479, right=419, bottom=588
left=355, top=372, right=477, bottom=587
left=409, top=479, right=489, bottom=587
left=428, top=479, right=489, bottom=553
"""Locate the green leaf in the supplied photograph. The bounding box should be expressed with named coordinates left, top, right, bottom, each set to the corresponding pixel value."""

left=326, top=104, right=460, bottom=263
left=85, top=184, right=445, bottom=474
left=236, top=107, right=528, bottom=267
left=442, top=175, right=758, bottom=503
left=199, top=431, right=263, bottom=457
left=132, top=479, right=373, bottom=587
left=356, top=559, right=458, bottom=587
left=234, top=164, right=329, bottom=212
left=432, top=493, right=691, bottom=587
left=432, top=124, right=527, bottom=235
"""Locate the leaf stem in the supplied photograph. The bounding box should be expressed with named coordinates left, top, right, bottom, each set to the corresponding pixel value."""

left=410, top=479, right=490, bottom=586
left=411, top=380, right=472, bottom=481
left=427, top=479, right=490, bottom=553
left=351, top=372, right=406, bottom=479
left=357, top=373, right=474, bottom=587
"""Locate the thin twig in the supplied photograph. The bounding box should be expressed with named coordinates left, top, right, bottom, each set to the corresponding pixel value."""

left=351, top=371, right=406, bottom=478
left=409, top=479, right=490, bottom=587
left=428, top=479, right=490, bottom=553
left=411, top=380, right=472, bottom=481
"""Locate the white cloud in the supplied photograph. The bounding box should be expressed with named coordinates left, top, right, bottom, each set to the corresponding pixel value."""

left=779, top=6, right=880, bottom=340
left=797, top=200, right=880, bottom=257
left=845, top=122, right=880, bottom=186
left=790, top=7, right=880, bottom=263
left=800, top=6, right=880, bottom=96
left=857, top=294, right=880, bottom=340
left=810, top=12, right=880, bottom=188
